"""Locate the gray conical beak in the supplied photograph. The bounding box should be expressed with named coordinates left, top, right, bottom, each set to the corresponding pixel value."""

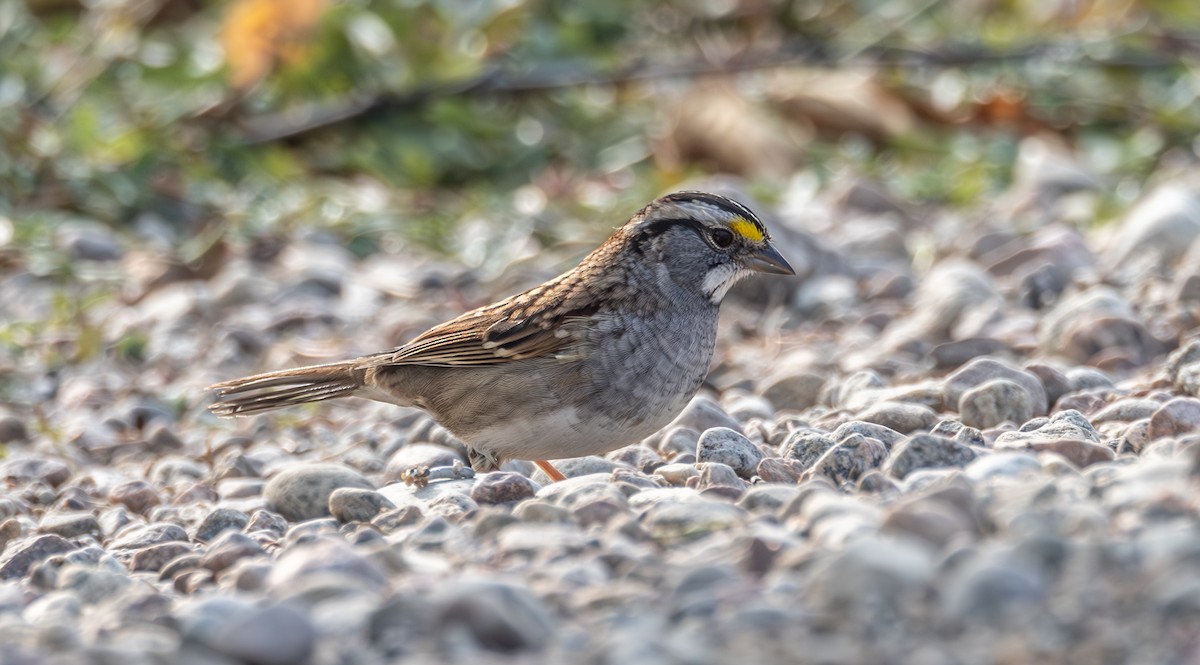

left=744, top=243, right=795, bottom=275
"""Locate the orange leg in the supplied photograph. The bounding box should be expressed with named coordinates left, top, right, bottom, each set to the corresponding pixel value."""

left=534, top=460, right=567, bottom=482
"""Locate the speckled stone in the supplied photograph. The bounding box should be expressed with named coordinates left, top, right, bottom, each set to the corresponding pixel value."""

left=781, top=431, right=837, bottom=468
left=695, top=462, right=746, bottom=491
left=1, top=457, right=70, bottom=487
left=944, top=357, right=1048, bottom=416
left=109, top=522, right=189, bottom=550
left=883, top=434, right=977, bottom=479
left=130, top=542, right=194, bottom=573
left=993, top=409, right=1101, bottom=448
left=831, top=421, right=905, bottom=449
left=38, top=511, right=100, bottom=539
left=107, top=480, right=163, bottom=515
left=696, top=428, right=763, bottom=478
left=329, top=487, right=396, bottom=523
left=245, top=509, right=288, bottom=535
left=193, top=507, right=250, bottom=543
left=470, top=472, right=539, bottom=506
left=959, top=379, right=1035, bottom=429
left=200, top=531, right=266, bottom=573
left=1005, top=438, right=1114, bottom=468
left=756, top=457, right=803, bottom=484
left=810, top=434, right=888, bottom=485
left=0, top=534, right=76, bottom=579
left=856, top=401, right=939, bottom=434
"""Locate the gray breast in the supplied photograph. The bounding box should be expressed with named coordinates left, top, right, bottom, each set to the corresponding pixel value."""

left=575, top=307, right=720, bottom=430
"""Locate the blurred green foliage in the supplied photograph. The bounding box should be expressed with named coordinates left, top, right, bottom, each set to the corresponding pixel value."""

left=2, top=0, right=1199, bottom=254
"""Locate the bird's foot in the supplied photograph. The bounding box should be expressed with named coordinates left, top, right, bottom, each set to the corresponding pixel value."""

left=534, top=460, right=567, bottom=482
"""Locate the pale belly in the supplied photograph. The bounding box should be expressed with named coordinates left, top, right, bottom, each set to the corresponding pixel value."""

left=471, top=387, right=695, bottom=463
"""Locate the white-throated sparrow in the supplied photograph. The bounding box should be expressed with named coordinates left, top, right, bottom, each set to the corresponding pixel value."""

left=208, top=192, right=794, bottom=481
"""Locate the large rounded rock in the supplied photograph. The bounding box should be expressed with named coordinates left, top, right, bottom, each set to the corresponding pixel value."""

left=964, top=452, right=1043, bottom=481
left=129, top=542, right=193, bottom=573
left=883, top=495, right=978, bottom=549
left=807, top=535, right=936, bottom=611
left=944, top=357, right=1048, bottom=416
left=532, top=457, right=627, bottom=483
left=264, top=464, right=374, bottom=522
left=942, top=548, right=1046, bottom=620
left=1168, top=341, right=1200, bottom=398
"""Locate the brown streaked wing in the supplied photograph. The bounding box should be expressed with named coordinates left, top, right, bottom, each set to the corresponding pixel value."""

left=361, top=295, right=591, bottom=368
left=357, top=262, right=608, bottom=368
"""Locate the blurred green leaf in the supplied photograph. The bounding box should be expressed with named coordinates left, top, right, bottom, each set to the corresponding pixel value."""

left=0, top=0, right=1195, bottom=258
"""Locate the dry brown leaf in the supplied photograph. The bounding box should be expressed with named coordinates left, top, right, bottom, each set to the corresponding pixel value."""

left=767, top=69, right=916, bottom=143
left=654, top=81, right=797, bottom=179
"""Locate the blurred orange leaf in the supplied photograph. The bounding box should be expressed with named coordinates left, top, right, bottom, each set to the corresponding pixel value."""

left=221, top=0, right=328, bottom=89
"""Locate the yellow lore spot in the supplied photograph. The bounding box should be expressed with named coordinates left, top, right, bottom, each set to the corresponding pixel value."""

left=729, top=217, right=764, bottom=243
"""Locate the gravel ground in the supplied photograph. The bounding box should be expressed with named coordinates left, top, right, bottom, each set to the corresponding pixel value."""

left=5, top=154, right=1200, bottom=663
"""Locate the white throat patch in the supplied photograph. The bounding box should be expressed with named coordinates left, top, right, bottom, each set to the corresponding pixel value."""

left=702, top=264, right=749, bottom=304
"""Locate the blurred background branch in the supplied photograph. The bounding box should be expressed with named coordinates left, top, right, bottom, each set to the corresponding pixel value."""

left=2, top=0, right=1200, bottom=259
left=235, top=36, right=1195, bottom=145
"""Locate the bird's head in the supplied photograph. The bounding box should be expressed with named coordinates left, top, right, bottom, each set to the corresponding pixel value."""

left=625, top=191, right=795, bottom=304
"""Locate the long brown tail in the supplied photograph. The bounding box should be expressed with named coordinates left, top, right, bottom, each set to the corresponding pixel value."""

left=207, top=361, right=363, bottom=416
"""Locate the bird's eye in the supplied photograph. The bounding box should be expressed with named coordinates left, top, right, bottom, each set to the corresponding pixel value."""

left=709, top=228, right=735, bottom=248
